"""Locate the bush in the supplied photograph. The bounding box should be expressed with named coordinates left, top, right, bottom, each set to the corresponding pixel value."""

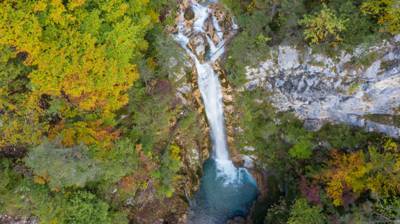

left=321, top=141, right=400, bottom=206
left=289, top=137, right=313, bottom=160
left=64, top=191, right=111, bottom=224
left=92, top=138, right=140, bottom=185
left=26, top=142, right=101, bottom=190
left=299, top=4, right=347, bottom=45
left=127, top=80, right=176, bottom=153
left=152, top=144, right=182, bottom=198
left=264, top=199, right=289, bottom=224
left=288, top=198, right=327, bottom=224
left=361, top=0, right=400, bottom=34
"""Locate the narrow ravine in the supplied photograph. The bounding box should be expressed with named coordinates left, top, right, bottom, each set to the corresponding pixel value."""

left=174, top=1, right=258, bottom=223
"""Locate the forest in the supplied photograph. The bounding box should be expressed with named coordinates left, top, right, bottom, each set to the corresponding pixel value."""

left=0, top=0, right=399, bottom=223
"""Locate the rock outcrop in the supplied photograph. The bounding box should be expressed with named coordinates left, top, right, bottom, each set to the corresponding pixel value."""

left=245, top=37, right=400, bottom=137
left=0, top=215, right=38, bottom=224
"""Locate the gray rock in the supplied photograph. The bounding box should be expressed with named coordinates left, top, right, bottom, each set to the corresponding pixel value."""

left=245, top=38, right=400, bottom=137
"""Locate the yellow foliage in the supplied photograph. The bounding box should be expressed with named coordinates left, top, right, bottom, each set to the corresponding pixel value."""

left=33, top=1, right=48, bottom=12
left=321, top=145, right=400, bottom=206
left=50, top=120, right=118, bottom=148
left=0, top=0, right=158, bottom=147
left=34, top=175, right=48, bottom=185
left=299, top=4, right=347, bottom=44
left=361, top=0, right=400, bottom=34
left=68, top=0, right=86, bottom=10
left=322, top=150, right=371, bottom=206
left=0, top=93, right=46, bottom=148
left=170, top=144, right=182, bottom=162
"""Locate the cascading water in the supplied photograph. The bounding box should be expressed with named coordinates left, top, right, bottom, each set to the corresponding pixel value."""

left=174, top=1, right=258, bottom=223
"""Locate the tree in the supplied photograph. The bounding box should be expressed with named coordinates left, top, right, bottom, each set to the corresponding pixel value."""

left=0, top=46, right=45, bottom=149
left=64, top=191, right=112, bottom=224
left=152, top=144, right=182, bottom=198
left=321, top=140, right=400, bottom=206
left=25, top=141, right=101, bottom=190
left=289, top=136, right=313, bottom=159
left=299, top=4, right=347, bottom=44
left=287, top=198, right=327, bottom=224
left=361, top=0, right=400, bottom=34
left=0, top=0, right=159, bottom=147
left=321, top=150, right=370, bottom=206
left=264, top=199, right=289, bottom=224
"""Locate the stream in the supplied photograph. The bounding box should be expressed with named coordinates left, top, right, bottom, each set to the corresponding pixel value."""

left=174, top=1, right=258, bottom=223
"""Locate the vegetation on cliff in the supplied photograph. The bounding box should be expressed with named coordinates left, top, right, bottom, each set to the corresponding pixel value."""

left=233, top=89, right=400, bottom=223
left=223, top=0, right=399, bottom=85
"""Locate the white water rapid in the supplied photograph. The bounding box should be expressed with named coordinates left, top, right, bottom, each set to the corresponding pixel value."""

left=174, top=1, right=246, bottom=184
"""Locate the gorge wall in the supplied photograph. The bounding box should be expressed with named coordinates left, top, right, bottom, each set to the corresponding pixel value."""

left=245, top=36, right=400, bottom=137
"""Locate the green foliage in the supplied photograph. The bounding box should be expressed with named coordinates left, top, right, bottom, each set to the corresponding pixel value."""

left=153, top=144, right=182, bottom=198
left=141, top=26, right=188, bottom=81
left=26, top=138, right=145, bottom=192
left=0, top=0, right=160, bottom=147
left=127, top=80, right=176, bottom=153
left=92, top=138, right=140, bottom=185
left=25, top=141, right=101, bottom=190
left=0, top=157, right=124, bottom=223
left=264, top=199, right=289, bottom=224
left=287, top=198, right=327, bottom=224
left=321, top=140, right=400, bottom=206
left=64, top=191, right=111, bottom=224
left=233, top=89, right=400, bottom=222
left=374, top=198, right=400, bottom=221
left=361, top=0, right=400, bottom=34
left=234, top=89, right=314, bottom=170
left=225, top=30, right=271, bottom=86
left=0, top=159, right=22, bottom=214
left=316, top=123, right=372, bottom=149
left=223, top=0, right=307, bottom=86
left=222, top=0, right=272, bottom=86
left=299, top=4, right=347, bottom=44
left=223, top=0, right=389, bottom=66
left=0, top=47, right=45, bottom=148
left=289, top=137, right=313, bottom=159
left=0, top=163, right=65, bottom=222
left=329, top=0, right=385, bottom=49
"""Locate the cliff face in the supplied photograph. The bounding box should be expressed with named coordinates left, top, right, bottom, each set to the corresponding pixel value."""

left=245, top=36, right=400, bottom=137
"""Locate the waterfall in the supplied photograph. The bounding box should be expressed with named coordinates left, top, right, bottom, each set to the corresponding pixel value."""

left=174, top=1, right=246, bottom=184
left=174, top=2, right=259, bottom=223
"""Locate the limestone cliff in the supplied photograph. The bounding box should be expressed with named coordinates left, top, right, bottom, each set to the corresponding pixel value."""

left=245, top=36, right=400, bottom=137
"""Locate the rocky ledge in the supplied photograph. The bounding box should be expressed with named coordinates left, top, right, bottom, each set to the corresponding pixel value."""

left=245, top=36, right=400, bottom=137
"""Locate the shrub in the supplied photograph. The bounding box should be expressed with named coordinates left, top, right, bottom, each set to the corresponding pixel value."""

left=289, top=137, right=313, bottom=160
left=321, top=141, right=400, bottom=206
left=92, top=138, right=140, bottom=185
left=361, top=0, right=400, bottom=34
left=288, top=198, right=327, bottom=224
left=299, top=4, right=347, bottom=44
left=152, top=144, right=182, bottom=198
left=264, top=199, right=289, bottom=224
left=64, top=191, right=111, bottom=224
left=26, top=142, right=101, bottom=190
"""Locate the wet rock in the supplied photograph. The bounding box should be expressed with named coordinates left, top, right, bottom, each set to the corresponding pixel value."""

left=188, top=34, right=209, bottom=63
left=231, top=154, right=244, bottom=167
left=226, top=216, right=247, bottom=224
left=184, top=7, right=195, bottom=20
left=242, top=155, right=255, bottom=169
